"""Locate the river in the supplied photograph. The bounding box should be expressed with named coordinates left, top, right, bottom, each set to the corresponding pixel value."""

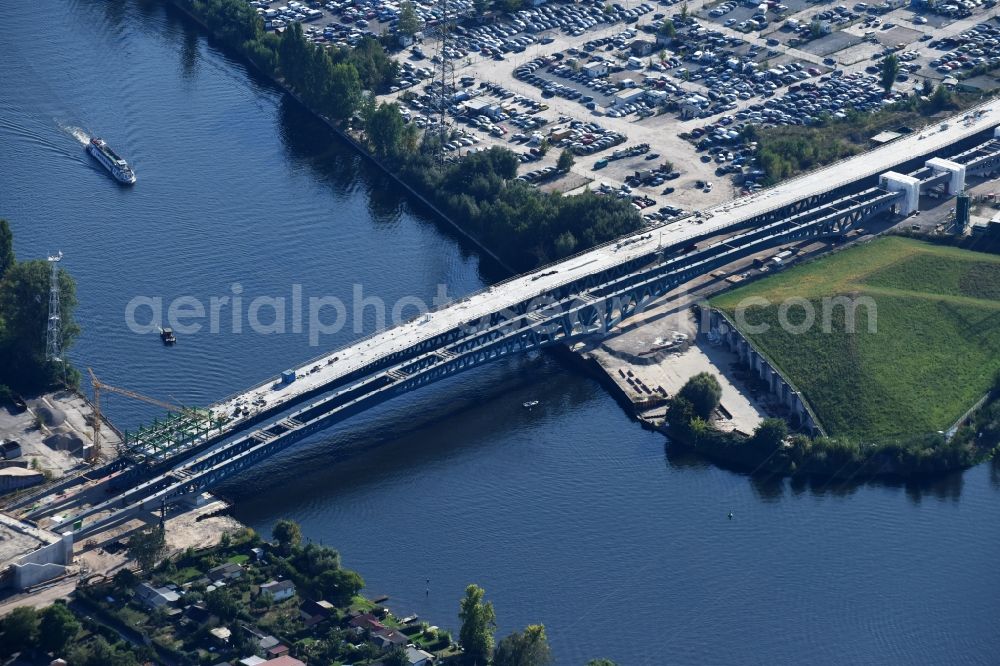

left=1, top=1, right=999, bottom=663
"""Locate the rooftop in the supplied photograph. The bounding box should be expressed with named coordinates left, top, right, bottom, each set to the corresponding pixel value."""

left=0, top=512, right=64, bottom=567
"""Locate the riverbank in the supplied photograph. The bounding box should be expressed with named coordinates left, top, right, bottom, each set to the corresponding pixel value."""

left=658, top=367, right=1000, bottom=481
left=164, top=0, right=513, bottom=273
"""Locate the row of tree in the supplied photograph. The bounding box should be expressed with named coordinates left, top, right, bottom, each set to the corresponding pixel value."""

left=181, top=0, right=397, bottom=122
left=0, top=219, right=81, bottom=394
left=0, top=603, right=86, bottom=660
left=746, top=83, right=966, bottom=185
left=458, top=583, right=618, bottom=666
left=665, top=372, right=999, bottom=478
left=181, top=0, right=643, bottom=270
left=395, top=146, right=643, bottom=270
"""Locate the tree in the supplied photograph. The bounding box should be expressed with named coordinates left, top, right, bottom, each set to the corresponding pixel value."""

left=38, top=603, right=80, bottom=655
left=680, top=2, right=688, bottom=20
left=1, top=606, right=38, bottom=654
left=367, top=102, right=407, bottom=158
left=473, top=0, right=490, bottom=18
left=557, top=149, right=575, bottom=172
left=113, top=567, right=138, bottom=590
left=921, top=78, right=933, bottom=96
left=68, top=636, right=141, bottom=666
left=493, top=624, right=552, bottom=666
left=384, top=646, right=410, bottom=666
left=0, top=219, right=13, bottom=281
left=272, top=518, right=302, bottom=554
left=230, top=624, right=256, bottom=655
left=205, top=587, right=241, bottom=622
left=927, top=84, right=952, bottom=112
left=658, top=20, right=675, bottom=39
left=127, top=525, right=166, bottom=571
left=291, top=542, right=341, bottom=577
left=554, top=231, right=578, bottom=257
left=397, top=1, right=421, bottom=38
left=317, top=567, right=365, bottom=604
left=343, top=36, right=399, bottom=91
left=880, top=54, right=899, bottom=93
left=678, top=372, right=722, bottom=420
left=809, top=19, right=824, bottom=39
left=749, top=418, right=788, bottom=453
left=458, top=584, right=496, bottom=665
left=666, top=395, right=696, bottom=434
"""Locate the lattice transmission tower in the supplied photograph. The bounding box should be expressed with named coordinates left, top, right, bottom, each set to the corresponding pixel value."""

left=45, top=251, right=63, bottom=363
left=433, top=0, right=457, bottom=157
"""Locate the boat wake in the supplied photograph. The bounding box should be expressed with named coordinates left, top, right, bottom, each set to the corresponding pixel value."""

left=61, top=123, right=90, bottom=146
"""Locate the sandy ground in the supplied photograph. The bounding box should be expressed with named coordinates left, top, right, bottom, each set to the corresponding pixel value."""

left=584, top=283, right=767, bottom=434
left=0, top=390, right=121, bottom=480
left=0, top=497, right=243, bottom=619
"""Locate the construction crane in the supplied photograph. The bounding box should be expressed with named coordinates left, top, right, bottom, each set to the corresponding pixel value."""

left=88, top=367, right=183, bottom=460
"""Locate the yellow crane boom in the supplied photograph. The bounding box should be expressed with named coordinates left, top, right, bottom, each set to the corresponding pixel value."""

left=88, top=367, right=183, bottom=459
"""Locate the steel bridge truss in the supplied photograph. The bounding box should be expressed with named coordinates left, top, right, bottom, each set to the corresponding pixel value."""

left=62, top=183, right=905, bottom=539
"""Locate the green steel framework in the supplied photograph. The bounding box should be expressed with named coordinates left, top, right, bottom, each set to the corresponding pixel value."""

left=121, top=408, right=227, bottom=464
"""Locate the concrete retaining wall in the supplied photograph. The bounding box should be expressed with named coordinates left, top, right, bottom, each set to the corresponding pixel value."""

left=11, top=531, right=73, bottom=590
left=709, top=310, right=824, bottom=435
left=0, top=513, right=73, bottom=591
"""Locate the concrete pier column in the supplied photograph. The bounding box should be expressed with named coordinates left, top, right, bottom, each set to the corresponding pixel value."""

left=880, top=172, right=921, bottom=215
left=926, top=157, right=966, bottom=194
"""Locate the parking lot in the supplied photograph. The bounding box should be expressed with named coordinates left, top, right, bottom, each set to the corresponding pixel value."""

left=245, top=0, right=1000, bottom=219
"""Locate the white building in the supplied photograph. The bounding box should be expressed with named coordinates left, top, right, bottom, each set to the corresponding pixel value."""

left=582, top=61, right=608, bottom=78
left=260, top=579, right=296, bottom=601
left=612, top=88, right=646, bottom=108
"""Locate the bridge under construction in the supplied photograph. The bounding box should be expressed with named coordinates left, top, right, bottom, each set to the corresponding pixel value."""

left=10, top=100, right=1000, bottom=542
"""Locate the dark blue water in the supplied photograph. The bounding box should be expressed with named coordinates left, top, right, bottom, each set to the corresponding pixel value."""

left=2, top=2, right=999, bottom=664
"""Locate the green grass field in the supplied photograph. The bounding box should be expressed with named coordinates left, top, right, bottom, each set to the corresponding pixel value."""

left=711, top=237, right=1000, bottom=440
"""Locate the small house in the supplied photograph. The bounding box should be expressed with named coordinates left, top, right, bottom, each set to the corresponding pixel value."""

left=348, top=612, right=386, bottom=634
left=373, top=627, right=409, bottom=649
left=680, top=95, right=708, bottom=119
left=135, top=582, right=180, bottom=609
left=582, top=61, right=608, bottom=78
left=209, top=627, right=232, bottom=645
left=260, top=580, right=296, bottom=602
left=263, top=657, right=305, bottom=666
left=405, top=646, right=435, bottom=666
left=629, top=39, right=655, bottom=56
left=299, top=599, right=335, bottom=625
left=612, top=88, right=646, bottom=109
left=238, top=658, right=267, bottom=666
left=184, top=603, right=214, bottom=624
left=266, top=645, right=290, bottom=659
left=207, top=562, right=243, bottom=583
left=1, top=440, right=22, bottom=459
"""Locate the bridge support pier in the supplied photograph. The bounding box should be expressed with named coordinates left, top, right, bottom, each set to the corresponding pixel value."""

left=880, top=172, right=921, bottom=215
left=925, top=157, right=966, bottom=195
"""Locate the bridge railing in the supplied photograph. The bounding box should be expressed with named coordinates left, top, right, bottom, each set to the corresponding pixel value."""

left=710, top=99, right=997, bottom=222
left=212, top=101, right=1000, bottom=410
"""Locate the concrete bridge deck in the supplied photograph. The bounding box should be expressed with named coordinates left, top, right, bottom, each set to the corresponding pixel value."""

left=18, top=99, right=1000, bottom=535
left=159, top=99, right=1000, bottom=458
